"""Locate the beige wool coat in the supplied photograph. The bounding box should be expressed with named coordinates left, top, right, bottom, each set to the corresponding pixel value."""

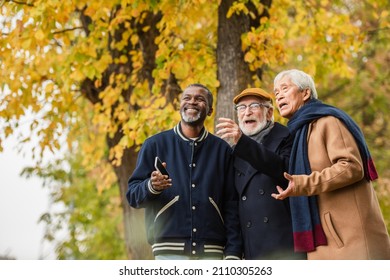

left=291, top=116, right=390, bottom=259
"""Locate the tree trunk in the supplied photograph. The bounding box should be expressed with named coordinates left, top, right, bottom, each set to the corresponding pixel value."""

left=216, top=0, right=273, bottom=121
left=107, top=133, right=153, bottom=260
left=216, top=0, right=254, bottom=121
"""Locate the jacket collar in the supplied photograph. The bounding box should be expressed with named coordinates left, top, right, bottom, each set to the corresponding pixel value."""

left=174, top=122, right=209, bottom=142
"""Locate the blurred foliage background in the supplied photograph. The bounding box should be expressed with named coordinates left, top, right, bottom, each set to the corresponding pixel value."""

left=1, top=0, right=389, bottom=259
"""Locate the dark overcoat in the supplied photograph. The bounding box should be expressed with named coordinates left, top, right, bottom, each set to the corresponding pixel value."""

left=233, top=122, right=305, bottom=259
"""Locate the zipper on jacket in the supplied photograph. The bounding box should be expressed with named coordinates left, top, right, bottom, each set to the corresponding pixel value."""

left=154, top=195, right=180, bottom=222
left=209, top=197, right=224, bottom=224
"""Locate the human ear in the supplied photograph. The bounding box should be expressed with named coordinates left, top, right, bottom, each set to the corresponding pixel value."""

left=266, top=107, right=274, bottom=120
left=207, top=106, right=213, bottom=116
left=302, top=88, right=311, bottom=101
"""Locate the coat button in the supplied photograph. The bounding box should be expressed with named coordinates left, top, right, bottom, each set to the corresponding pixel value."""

left=259, top=189, right=265, bottom=195
left=246, top=221, right=252, bottom=228
left=263, top=217, right=269, bottom=223
left=242, top=196, right=247, bottom=201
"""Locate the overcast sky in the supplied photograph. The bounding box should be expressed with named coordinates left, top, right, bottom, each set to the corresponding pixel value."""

left=0, top=136, right=57, bottom=260
left=1, top=16, right=54, bottom=258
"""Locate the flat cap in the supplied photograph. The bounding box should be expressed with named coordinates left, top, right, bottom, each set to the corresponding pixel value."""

left=233, top=88, right=273, bottom=104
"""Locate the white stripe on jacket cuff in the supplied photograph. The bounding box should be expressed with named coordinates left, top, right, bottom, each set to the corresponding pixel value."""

left=224, top=255, right=241, bottom=260
left=148, top=179, right=163, bottom=195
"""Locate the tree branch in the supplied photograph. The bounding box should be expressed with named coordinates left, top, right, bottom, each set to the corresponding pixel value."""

left=367, top=27, right=390, bottom=35
left=52, top=26, right=83, bottom=35
left=6, top=0, right=34, bottom=7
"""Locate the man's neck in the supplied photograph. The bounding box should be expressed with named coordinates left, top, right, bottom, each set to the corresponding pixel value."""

left=180, top=122, right=204, bottom=139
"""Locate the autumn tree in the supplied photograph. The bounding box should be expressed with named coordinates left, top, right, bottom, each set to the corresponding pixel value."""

left=1, top=0, right=219, bottom=259
left=1, top=0, right=389, bottom=259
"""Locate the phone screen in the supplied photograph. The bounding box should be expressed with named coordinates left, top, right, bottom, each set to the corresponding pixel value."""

left=154, top=157, right=169, bottom=177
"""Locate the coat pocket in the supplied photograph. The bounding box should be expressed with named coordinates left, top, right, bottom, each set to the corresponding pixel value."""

left=324, top=211, right=344, bottom=248
left=154, top=195, right=180, bottom=223
left=209, top=197, right=224, bottom=224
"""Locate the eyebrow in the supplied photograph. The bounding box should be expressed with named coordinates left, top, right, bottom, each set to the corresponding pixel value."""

left=274, top=82, right=290, bottom=92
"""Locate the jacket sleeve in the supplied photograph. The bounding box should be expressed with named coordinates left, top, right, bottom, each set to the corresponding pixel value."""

left=126, top=139, right=161, bottom=208
left=292, top=116, right=365, bottom=196
left=223, top=150, right=243, bottom=259
left=233, top=133, right=293, bottom=187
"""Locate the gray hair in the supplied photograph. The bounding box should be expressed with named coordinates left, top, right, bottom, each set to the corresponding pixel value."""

left=274, top=69, right=318, bottom=99
left=264, top=100, right=274, bottom=122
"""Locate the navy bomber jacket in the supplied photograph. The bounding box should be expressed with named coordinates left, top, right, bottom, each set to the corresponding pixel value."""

left=126, top=123, right=242, bottom=259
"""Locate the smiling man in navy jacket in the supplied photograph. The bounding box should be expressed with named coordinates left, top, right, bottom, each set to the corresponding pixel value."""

left=127, top=83, right=241, bottom=260
left=217, top=88, right=305, bottom=260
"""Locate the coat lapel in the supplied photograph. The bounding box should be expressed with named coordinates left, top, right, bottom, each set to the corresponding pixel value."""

left=234, top=125, right=285, bottom=196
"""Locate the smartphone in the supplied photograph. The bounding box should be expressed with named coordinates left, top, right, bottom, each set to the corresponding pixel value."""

left=154, top=157, right=169, bottom=177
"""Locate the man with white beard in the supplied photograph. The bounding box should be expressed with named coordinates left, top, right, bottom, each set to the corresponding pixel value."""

left=216, top=88, right=305, bottom=260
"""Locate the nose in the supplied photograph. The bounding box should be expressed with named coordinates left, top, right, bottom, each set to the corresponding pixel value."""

left=244, top=107, right=254, bottom=115
left=239, top=106, right=254, bottom=115
left=275, top=94, right=284, bottom=105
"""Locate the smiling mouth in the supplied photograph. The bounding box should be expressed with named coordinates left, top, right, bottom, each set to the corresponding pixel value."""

left=185, top=108, right=199, bottom=113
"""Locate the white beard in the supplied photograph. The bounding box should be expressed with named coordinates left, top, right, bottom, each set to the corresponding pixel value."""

left=239, top=108, right=269, bottom=136
left=240, top=118, right=268, bottom=136
left=181, top=110, right=201, bottom=123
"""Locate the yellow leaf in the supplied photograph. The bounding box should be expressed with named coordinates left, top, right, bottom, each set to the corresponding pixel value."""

left=172, top=61, right=190, bottom=79
left=45, top=83, right=54, bottom=93
left=34, top=29, right=45, bottom=41
left=119, top=55, right=128, bottom=64
left=5, top=126, right=13, bottom=137
left=94, top=54, right=112, bottom=73
left=320, top=0, right=329, bottom=7
left=21, top=38, right=32, bottom=49
left=130, top=34, right=139, bottom=46
left=244, top=52, right=256, bottom=63
left=70, top=69, right=85, bottom=82
left=142, top=26, right=150, bottom=32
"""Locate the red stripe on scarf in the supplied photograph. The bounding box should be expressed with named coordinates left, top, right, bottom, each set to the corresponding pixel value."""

left=293, top=224, right=328, bottom=252
left=368, top=158, right=378, bottom=180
